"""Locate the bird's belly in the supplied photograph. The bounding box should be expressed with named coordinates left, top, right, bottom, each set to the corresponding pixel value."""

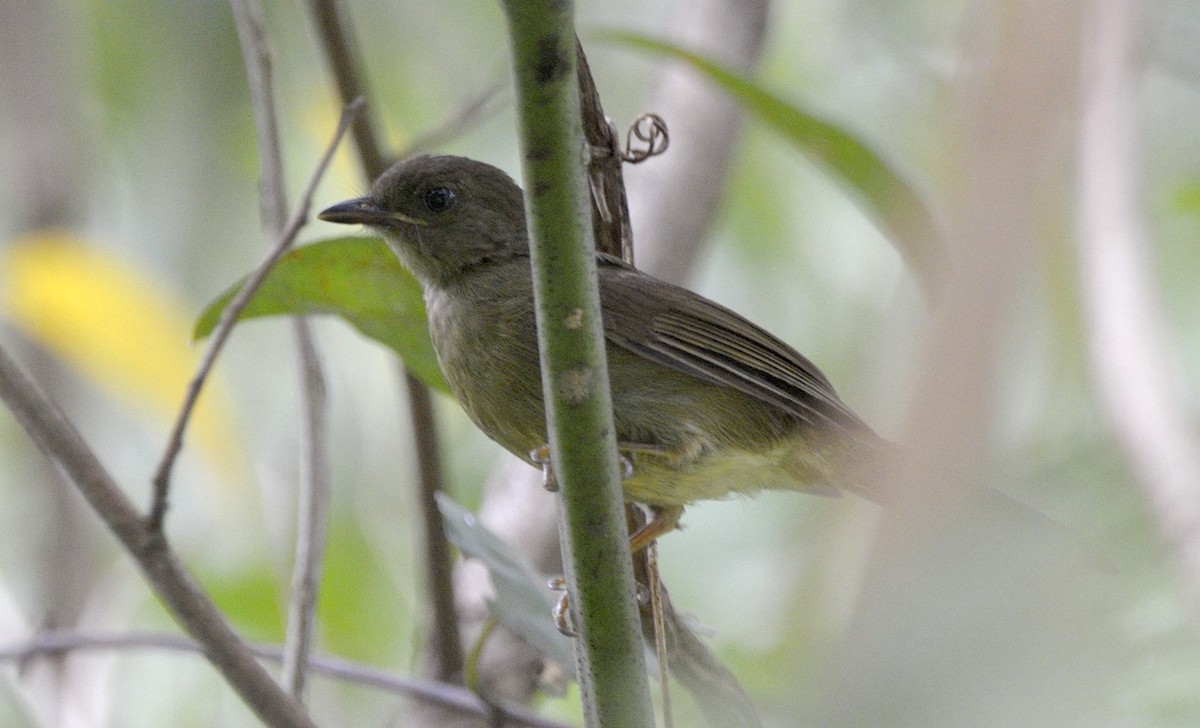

left=621, top=439, right=837, bottom=508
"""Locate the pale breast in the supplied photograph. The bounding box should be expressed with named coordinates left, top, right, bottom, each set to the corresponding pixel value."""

left=424, top=264, right=548, bottom=459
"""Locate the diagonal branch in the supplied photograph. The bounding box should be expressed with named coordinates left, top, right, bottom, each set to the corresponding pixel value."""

left=148, top=98, right=360, bottom=530
left=0, top=347, right=317, bottom=728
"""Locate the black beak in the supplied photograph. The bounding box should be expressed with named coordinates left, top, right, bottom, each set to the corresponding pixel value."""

left=318, top=197, right=387, bottom=225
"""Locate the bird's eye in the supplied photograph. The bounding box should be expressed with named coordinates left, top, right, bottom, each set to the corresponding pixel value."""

left=423, top=186, right=457, bottom=213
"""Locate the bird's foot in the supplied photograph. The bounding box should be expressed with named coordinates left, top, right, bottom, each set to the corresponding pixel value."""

left=530, top=444, right=638, bottom=491
left=548, top=575, right=652, bottom=638
left=530, top=445, right=557, bottom=492
left=618, top=452, right=635, bottom=480
left=548, top=577, right=575, bottom=637
left=629, top=505, right=685, bottom=554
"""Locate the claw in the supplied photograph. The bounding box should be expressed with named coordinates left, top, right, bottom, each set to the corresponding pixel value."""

left=634, top=581, right=651, bottom=605
left=618, top=452, right=635, bottom=480
left=536, top=444, right=642, bottom=490
left=549, top=578, right=577, bottom=637
left=530, top=445, right=557, bottom=492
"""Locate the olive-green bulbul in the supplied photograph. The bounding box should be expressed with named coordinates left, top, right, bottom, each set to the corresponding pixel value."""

left=319, top=155, right=886, bottom=546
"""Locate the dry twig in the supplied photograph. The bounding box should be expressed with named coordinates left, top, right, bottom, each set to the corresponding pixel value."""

left=148, top=98, right=360, bottom=529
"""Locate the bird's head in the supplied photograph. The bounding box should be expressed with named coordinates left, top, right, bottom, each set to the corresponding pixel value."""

left=319, top=155, right=528, bottom=287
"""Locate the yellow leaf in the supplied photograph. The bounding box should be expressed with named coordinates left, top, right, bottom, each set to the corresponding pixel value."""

left=1, top=230, right=241, bottom=480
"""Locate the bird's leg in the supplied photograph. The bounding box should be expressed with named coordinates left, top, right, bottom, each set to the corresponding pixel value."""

left=532, top=442, right=640, bottom=491
left=540, top=439, right=686, bottom=547
left=549, top=552, right=658, bottom=637
left=542, top=440, right=683, bottom=635
left=616, top=441, right=689, bottom=550
left=549, top=501, right=683, bottom=638
left=629, top=504, right=685, bottom=553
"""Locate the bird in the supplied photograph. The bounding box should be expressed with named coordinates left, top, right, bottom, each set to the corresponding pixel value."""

left=318, top=154, right=887, bottom=548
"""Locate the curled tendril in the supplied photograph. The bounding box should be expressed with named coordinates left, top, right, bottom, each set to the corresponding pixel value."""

left=622, top=113, right=669, bottom=163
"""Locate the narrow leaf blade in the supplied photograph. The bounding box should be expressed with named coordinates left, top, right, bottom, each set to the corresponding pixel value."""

left=437, top=494, right=577, bottom=676
left=601, top=30, right=942, bottom=293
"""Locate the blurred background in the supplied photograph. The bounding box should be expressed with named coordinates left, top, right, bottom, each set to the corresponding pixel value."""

left=2, top=0, right=1199, bottom=725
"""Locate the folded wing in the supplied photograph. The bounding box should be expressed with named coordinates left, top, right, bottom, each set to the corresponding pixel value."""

left=597, top=255, right=874, bottom=440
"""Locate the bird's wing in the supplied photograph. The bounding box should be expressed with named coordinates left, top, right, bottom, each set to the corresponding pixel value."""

left=597, top=255, right=871, bottom=437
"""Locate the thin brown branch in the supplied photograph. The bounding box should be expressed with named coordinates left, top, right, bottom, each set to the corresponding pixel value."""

left=282, top=321, right=331, bottom=695
left=0, top=630, right=575, bottom=728
left=403, top=81, right=507, bottom=156
left=405, top=370, right=465, bottom=684
left=304, top=0, right=463, bottom=695
left=229, top=0, right=288, bottom=231
left=579, top=37, right=683, bottom=727
left=148, top=97, right=361, bottom=530
left=576, top=35, right=632, bottom=262
left=304, top=0, right=387, bottom=177
left=0, top=347, right=317, bottom=728
left=228, top=0, right=333, bottom=698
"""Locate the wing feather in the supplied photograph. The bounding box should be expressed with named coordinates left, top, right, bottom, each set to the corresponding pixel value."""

left=597, top=256, right=871, bottom=437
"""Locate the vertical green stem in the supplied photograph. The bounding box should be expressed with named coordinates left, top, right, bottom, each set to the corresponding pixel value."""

left=499, top=2, right=654, bottom=726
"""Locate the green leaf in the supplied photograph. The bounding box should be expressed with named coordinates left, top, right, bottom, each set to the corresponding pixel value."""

left=194, top=236, right=448, bottom=393
left=318, top=519, right=414, bottom=663
left=1173, top=179, right=1200, bottom=215
left=436, top=493, right=577, bottom=677
left=599, top=30, right=942, bottom=294
left=199, top=566, right=284, bottom=643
